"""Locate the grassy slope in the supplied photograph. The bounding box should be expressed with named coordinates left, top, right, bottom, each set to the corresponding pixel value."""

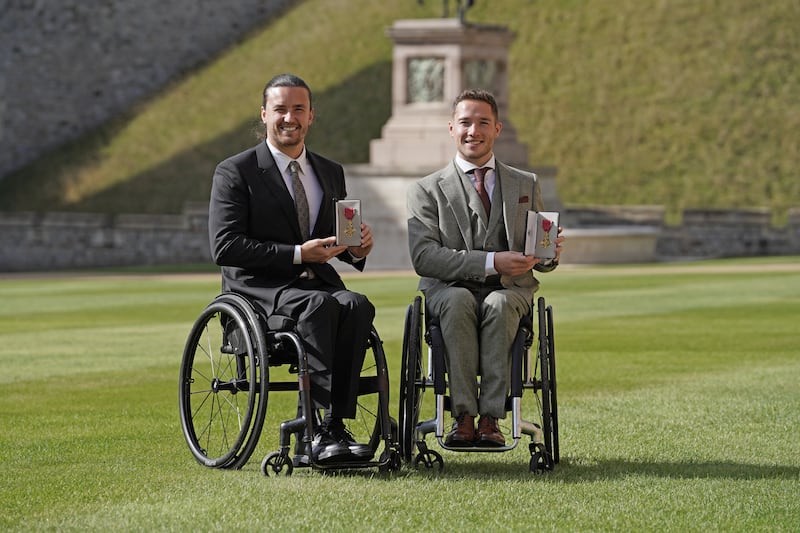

left=0, top=0, right=798, bottom=216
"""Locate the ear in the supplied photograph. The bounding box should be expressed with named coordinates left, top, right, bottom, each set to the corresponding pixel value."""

left=260, top=106, right=267, bottom=124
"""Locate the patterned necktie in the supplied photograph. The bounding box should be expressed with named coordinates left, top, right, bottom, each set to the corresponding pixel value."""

left=473, top=167, right=491, bottom=216
left=289, top=161, right=309, bottom=240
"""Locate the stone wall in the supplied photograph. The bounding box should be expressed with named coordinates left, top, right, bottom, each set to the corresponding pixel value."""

left=0, top=0, right=293, bottom=178
left=562, top=205, right=800, bottom=261
left=2, top=203, right=798, bottom=272
left=657, top=209, right=799, bottom=259
left=0, top=204, right=210, bottom=271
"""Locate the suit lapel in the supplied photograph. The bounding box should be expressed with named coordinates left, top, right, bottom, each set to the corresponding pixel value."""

left=498, top=163, right=521, bottom=249
left=256, top=142, right=304, bottom=241
left=307, top=152, right=334, bottom=238
left=440, top=163, right=475, bottom=246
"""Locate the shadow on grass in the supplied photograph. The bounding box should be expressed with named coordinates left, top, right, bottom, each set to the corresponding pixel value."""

left=396, top=456, right=800, bottom=481
left=558, top=457, right=800, bottom=481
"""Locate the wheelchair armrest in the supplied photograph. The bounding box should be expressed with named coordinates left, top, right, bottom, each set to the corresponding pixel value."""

left=266, top=314, right=296, bottom=332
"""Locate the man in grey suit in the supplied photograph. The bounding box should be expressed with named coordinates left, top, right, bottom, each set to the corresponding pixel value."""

left=208, top=73, right=375, bottom=463
left=407, top=89, right=564, bottom=447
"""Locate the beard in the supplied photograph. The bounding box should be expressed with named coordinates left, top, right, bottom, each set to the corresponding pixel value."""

left=267, top=127, right=305, bottom=152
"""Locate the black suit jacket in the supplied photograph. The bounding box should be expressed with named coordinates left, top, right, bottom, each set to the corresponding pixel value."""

left=208, top=142, right=364, bottom=310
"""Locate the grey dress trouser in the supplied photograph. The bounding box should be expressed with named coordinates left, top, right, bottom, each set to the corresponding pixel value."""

left=424, top=284, right=530, bottom=419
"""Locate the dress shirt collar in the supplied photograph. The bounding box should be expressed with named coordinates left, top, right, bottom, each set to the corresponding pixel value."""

left=455, top=153, right=496, bottom=175
left=265, top=139, right=309, bottom=175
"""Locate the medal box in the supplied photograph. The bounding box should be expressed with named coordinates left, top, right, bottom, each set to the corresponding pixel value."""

left=335, top=199, right=362, bottom=246
left=523, top=211, right=559, bottom=259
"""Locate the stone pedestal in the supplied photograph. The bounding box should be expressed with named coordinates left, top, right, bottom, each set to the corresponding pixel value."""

left=369, top=18, right=529, bottom=172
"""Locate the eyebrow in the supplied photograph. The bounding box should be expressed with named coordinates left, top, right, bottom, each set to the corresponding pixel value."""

left=270, top=103, right=307, bottom=110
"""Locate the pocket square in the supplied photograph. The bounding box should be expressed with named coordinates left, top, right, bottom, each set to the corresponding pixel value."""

left=518, top=196, right=529, bottom=203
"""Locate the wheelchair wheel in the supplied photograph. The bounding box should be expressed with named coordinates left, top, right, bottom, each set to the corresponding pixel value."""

left=178, top=294, right=268, bottom=469
left=312, top=326, right=398, bottom=469
left=398, top=296, right=424, bottom=462
left=378, top=447, right=402, bottom=473
left=414, top=449, right=444, bottom=472
left=261, top=451, right=293, bottom=477
left=534, top=296, right=559, bottom=470
left=545, top=301, right=559, bottom=464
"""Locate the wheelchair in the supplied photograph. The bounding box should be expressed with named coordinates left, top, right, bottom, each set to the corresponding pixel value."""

left=398, top=294, right=559, bottom=473
left=178, top=291, right=401, bottom=476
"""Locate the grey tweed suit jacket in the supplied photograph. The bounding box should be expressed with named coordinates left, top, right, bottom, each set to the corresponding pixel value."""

left=407, top=159, right=555, bottom=301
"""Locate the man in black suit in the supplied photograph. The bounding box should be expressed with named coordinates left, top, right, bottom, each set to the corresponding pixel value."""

left=208, top=73, right=375, bottom=463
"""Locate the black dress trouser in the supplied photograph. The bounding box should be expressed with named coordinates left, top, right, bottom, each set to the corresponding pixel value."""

left=273, top=280, right=375, bottom=419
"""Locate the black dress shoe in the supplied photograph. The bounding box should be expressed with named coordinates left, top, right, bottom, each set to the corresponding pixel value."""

left=311, top=427, right=351, bottom=463
left=327, top=420, right=374, bottom=460
left=292, top=454, right=310, bottom=467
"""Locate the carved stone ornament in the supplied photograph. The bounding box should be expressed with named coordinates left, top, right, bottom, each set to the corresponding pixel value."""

left=408, top=57, right=445, bottom=103
left=463, top=59, right=498, bottom=91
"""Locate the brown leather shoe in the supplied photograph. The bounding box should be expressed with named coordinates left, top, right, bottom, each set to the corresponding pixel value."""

left=477, top=415, right=505, bottom=447
left=444, top=413, right=476, bottom=447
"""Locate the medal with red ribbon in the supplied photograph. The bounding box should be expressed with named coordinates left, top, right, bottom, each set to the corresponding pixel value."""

left=539, top=217, right=553, bottom=248
left=344, top=206, right=357, bottom=237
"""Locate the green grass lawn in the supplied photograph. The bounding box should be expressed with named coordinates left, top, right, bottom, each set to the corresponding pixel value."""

left=1, top=258, right=799, bottom=531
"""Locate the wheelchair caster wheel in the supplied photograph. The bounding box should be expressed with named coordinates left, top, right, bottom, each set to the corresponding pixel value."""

left=529, top=443, right=552, bottom=473
left=414, top=450, right=444, bottom=471
left=379, top=449, right=402, bottom=473
left=261, top=452, right=293, bottom=477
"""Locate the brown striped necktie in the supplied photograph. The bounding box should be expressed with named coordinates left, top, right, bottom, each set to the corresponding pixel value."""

left=289, top=161, right=309, bottom=240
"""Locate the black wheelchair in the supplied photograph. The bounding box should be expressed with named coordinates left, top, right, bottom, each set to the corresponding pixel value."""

left=398, top=295, right=559, bottom=473
left=178, top=291, right=401, bottom=475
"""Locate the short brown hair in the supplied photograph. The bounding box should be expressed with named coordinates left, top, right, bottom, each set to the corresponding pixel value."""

left=452, top=89, right=498, bottom=119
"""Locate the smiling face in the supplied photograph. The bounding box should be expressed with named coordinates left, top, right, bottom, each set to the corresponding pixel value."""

left=261, top=85, right=314, bottom=159
left=449, top=98, right=502, bottom=166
